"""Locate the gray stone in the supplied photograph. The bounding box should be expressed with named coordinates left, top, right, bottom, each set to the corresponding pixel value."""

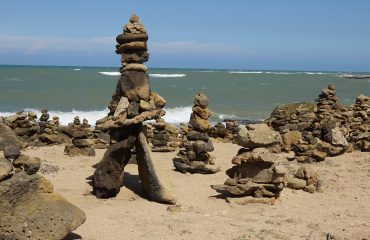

left=3, top=145, right=21, bottom=159
left=0, top=122, right=22, bottom=151
left=235, top=124, right=282, bottom=149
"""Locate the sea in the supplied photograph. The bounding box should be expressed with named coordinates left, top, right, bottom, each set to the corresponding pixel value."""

left=1, top=65, right=369, bottom=126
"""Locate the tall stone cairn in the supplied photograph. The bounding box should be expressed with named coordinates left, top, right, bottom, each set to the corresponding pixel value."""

left=173, top=93, right=220, bottom=174
left=350, top=95, right=370, bottom=151
left=92, top=15, right=176, bottom=204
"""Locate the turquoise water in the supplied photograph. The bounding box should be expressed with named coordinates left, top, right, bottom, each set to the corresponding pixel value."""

left=0, top=65, right=369, bottom=124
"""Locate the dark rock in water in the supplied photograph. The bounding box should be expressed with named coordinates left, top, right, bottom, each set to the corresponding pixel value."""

left=0, top=122, right=23, bottom=151
left=0, top=157, right=13, bottom=182
left=13, top=154, right=41, bottom=175
left=93, top=134, right=137, bottom=198
left=0, top=172, right=86, bottom=240
left=3, top=145, right=21, bottom=160
left=118, top=71, right=150, bottom=102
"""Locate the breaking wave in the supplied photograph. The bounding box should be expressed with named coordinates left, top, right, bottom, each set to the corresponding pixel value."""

left=99, top=72, right=121, bottom=76
left=149, top=74, right=186, bottom=78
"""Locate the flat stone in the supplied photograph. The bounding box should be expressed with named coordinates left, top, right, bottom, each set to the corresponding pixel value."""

left=235, top=124, right=282, bottom=149
left=3, top=145, right=21, bottom=159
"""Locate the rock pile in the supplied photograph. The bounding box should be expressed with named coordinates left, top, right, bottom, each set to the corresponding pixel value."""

left=349, top=95, right=370, bottom=151
left=174, top=93, right=219, bottom=174
left=64, top=116, right=95, bottom=157
left=4, top=111, right=39, bottom=138
left=39, top=116, right=62, bottom=144
left=0, top=145, right=86, bottom=239
left=92, top=15, right=176, bottom=204
left=150, top=118, right=178, bottom=152
left=285, top=166, right=321, bottom=193
left=266, top=102, right=316, bottom=135
left=212, top=123, right=285, bottom=204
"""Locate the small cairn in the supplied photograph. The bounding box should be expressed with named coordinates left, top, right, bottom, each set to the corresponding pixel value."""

left=285, top=166, right=322, bottom=194
left=151, top=118, right=176, bottom=152
left=39, top=116, right=62, bottom=144
left=173, top=93, right=219, bottom=174
left=349, top=95, right=370, bottom=151
left=212, top=123, right=285, bottom=205
left=64, top=116, right=95, bottom=157
left=5, top=112, right=39, bottom=138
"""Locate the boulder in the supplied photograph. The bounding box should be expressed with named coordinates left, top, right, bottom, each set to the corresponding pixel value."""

left=13, top=154, right=41, bottom=175
left=235, top=124, right=282, bottom=149
left=194, top=93, right=208, bottom=108
left=0, top=157, right=13, bottom=181
left=0, top=172, right=86, bottom=240
left=3, top=145, right=21, bottom=159
left=0, top=122, right=22, bottom=151
left=189, top=113, right=211, bottom=132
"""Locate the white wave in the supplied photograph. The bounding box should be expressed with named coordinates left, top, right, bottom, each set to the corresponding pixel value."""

left=162, top=106, right=192, bottom=125
left=303, top=72, right=327, bottom=75
left=149, top=74, right=186, bottom=78
left=264, top=71, right=293, bottom=75
left=1, top=108, right=109, bottom=126
left=99, top=72, right=121, bottom=76
left=229, top=71, right=263, bottom=74
left=217, top=113, right=240, bottom=120
left=73, top=68, right=81, bottom=71
left=2, top=77, right=23, bottom=82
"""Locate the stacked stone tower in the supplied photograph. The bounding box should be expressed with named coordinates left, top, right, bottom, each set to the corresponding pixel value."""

left=173, top=93, right=219, bottom=174
left=92, top=15, right=176, bottom=204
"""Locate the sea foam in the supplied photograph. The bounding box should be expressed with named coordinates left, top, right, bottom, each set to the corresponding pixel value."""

left=149, top=74, right=186, bottom=78
left=99, top=72, right=121, bottom=76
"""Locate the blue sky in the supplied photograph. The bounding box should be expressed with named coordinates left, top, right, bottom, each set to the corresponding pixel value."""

left=0, top=0, right=370, bottom=71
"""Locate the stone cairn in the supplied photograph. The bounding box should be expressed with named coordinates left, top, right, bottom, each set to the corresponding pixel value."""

left=4, top=111, right=39, bottom=139
left=64, top=116, right=95, bottom=157
left=150, top=118, right=179, bottom=152
left=92, top=14, right=176, bottom=204
left=0, top=144, right=85, bottom=239
left=212, top=123, right=286, bottom=205
left=39, top=115, right=62, bottom=144
left=173, top=93, right=219, bottom=174
left=349, top=95, right=370, bottom=151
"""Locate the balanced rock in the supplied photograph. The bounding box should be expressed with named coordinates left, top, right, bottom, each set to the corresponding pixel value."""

left=174, top=93, right=219, bottom=174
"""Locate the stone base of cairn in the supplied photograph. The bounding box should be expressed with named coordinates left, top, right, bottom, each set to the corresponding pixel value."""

left=349, top=95, right=370, bottom=151
left=64, top=117, right=95, bottom=157
left=149, top=118, right=180, bottom=152
left=285, top=166, right=322, bottom=194
left=212, top=123, right=285, bottom=204
left=174, top=93, right=219, bottom=174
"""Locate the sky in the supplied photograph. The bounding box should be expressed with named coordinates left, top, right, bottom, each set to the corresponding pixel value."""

left=0, top=0, right=370, bottom=71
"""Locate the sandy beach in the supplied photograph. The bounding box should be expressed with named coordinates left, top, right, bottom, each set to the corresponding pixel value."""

left=17, top=141, right=370, bottom=240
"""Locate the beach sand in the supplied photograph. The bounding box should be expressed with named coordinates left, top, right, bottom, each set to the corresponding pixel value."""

left=20, top=141, right=370, bottom=240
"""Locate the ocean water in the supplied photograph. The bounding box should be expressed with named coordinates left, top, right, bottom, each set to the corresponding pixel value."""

left=0, top=65, right=369, bottom=125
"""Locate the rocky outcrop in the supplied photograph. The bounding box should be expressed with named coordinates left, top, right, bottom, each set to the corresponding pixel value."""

left=212, top=124, right=285, bottom=204
left=174, top=93, right=219, bottom=174
left=92, top=15, right=176, bottom=204
left=4, top=111, right=39, bottom=138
